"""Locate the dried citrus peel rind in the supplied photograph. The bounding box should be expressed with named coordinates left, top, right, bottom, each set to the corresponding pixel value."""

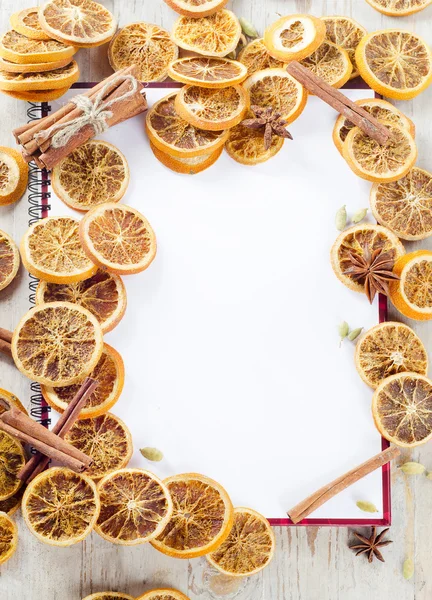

left=0, top=229, right=20, bottom=291
left=264, top=14, right=326, bottom=62
left=0, top=511, right=18, bottom=565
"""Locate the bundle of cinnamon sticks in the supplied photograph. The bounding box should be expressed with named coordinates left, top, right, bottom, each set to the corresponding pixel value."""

left=13, top=65, right=147, bottom=171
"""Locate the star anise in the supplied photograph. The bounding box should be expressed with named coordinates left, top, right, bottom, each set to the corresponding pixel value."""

left=350, top=527, right=392, bottom=563
left=241, top=105, right=293, bottom=150
left=343, top=246, right=400, bottom=304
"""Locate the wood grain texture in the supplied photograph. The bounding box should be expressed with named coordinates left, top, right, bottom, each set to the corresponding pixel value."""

left=1, top=0, right=432, bottom=598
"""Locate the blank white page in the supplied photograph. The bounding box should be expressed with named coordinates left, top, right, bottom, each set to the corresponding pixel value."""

left=47, top=85, right=386, bottom=521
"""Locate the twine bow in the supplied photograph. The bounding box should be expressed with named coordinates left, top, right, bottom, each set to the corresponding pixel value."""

left=38, top=74, right=139, bottom=149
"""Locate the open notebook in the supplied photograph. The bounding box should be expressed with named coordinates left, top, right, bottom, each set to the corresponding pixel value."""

left=27, top=83, right=390, bottom=525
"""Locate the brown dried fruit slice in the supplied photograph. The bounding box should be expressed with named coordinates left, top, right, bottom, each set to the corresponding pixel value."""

left=171, top=10, right=241, bottom=57
left=0, top=512, right=18, bottom=565
left=65, top=413, right=132, bottom=480
left=52, top=140, right=129, bottom=212
left=330, top=223, right=405, bottom=294
left=225, top=111, right=284, bottom=166
left=10, top=8, right=51, bottom=41
left=0, top=146, right=28, bottom=206
left=146, top=92, right=229, bottom=158
left=238, top=38, right=287, bottom=75
left=151, top=473, right=234, bottom=559
left=83, top=595, right=134, bottom=600
left=372, top=372, right=432, bottom=447
left=36, top=270, right=127, bottom=334
left=0, top=431, right=25, bottom=502
left=370, top=168, right=432, bottom=241
left=365, top=0, right=431, bottom=18
left=0, top=30, right=76, bottom=65
left=1, top=86, right=72, bottom=102
left=150, top=142, right=223, bottom=175
left=264, top=14, right=326, bottom=62
left=242, top=68, right=307, bottom=123
left=0, top=56, right=72, bottom=73
left=12, top=301, right=104, bottom=387
left=39, top=0, right=117, bottom=48
left=332, top=98, right=415, bottom=155
left=0, top=230, right=20, bottom=291
left=137, top=591, right=190, bottom=600
left=95, top=468, right=173, bottom=545
left=79, top=203, right=157, bottom=275
left=22, top=467, right=100, bottom=546
left=343, top=122, right=417, bottom=183
left=163, top=0, right=228, bottom=17
left=300, top=40, right=352, bottom=88
left=175, top=85, right=249, bottom=131
left=0, top=487, right=24, bottom=517
left=389, top=250, right=432, bottom=320
left=168, top=57, right=247, bottom=89
left=108, top=23, right=178, bottom=83
left=20, top=216, right=97, bottom=284
left=41, top=343, right=124, bottom=418
left=322, top=16, right=367, bottom=79
left=356, top=30, right=432, bottom=100
left=355, top=322, right=428, bottom=389
left=0, top=60, right=79, bottom=91
left=207, top=507, right=275, bottom=576
left=0, top=389, right=27, bottom=417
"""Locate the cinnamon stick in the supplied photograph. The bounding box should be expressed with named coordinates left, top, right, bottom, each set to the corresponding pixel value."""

left=287, top=446, right=400, bottom=524
left=286, top=61, right=390, bottom=145
left=19, top=377, right=98, bottom=483
left=0, top=328, right=12, bottom=343
left=0, top=328, right=12, bottom=356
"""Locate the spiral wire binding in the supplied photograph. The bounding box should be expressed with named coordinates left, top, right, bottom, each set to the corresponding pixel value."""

left=27, top=102, right=52, bottom=428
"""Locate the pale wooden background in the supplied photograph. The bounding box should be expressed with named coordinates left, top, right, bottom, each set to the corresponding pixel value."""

left=1, top=1, right=432, bottom=598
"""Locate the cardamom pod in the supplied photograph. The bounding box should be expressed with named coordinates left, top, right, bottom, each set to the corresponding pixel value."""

left=338, top=321, right=349, bottom=344
left=399, top=461, right=425, bottom=475
left=347, top=327, right=363, bottom=341
left=140, top=447, right=164, bottom=462
left=426, top=472, right=432, bottom=480
left=239, top=17, right=259, bottom=38
left=352, top=208, right=368, bottom=224
left=335, top=205, right=347, bottom=231
left=403, top=558, right=414, bottom=580
left=356, top=500, right=378, bottom=513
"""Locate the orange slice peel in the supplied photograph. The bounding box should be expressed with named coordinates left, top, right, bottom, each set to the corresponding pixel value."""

left=10, top=7, right=51, bottom=41
left=0, top=229, right=20, bottom=291
left=0, top=431, right=25, bottom=502
left=264, top=14, right=326, bottom=62
left=0, top=60, right=79, bottom=91
left=0, top=146, right=28, bottom=207
left=0, top=511, right=18, bottom=565
left=168, top=57, right=247, bottom=89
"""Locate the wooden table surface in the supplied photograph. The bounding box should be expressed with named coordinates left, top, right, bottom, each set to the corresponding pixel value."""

left=1, top=1, right=432, bottom=598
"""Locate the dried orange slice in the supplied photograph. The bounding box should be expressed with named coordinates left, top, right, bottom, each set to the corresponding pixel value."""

left=356, top=30, right=432, bottom=100
left=108, top=23, right=178, bottom=83
left=20, top=216, right=97, bottom=284
left=41, top=343, right=124, bottom=418
left=65, top=413, right=132, bottom=480
left=52, top=141, right=129, bottom=212
left=332, top=98, right=415, bottom=156
left=330, top=223, right=405, bottom=295
left=146, top=93, right=229, bottom=158
left=22, top=467, right=100, bottom=546
left=36, top=270, right=127, bottom=334
left=225, top=112, right=285, bottom=166
left=163, top=0, right=228, bottom=17
left=300, top=40, right=352, bottom=88
left=168, top=57, right=247, bottom=89
left=372, top=372, right=432, bottom=447
left=151, top=473, right=234, bottom=559
left=370, top=168, right=432, bottom=241
left=355, top=322, right=428, bottom=389
left=0, top=512, right=18, bottom=566
left=79, top=203, right=157, bottom=275
left=171, top=10, right=241, bottom=57
left=207, top=507, right=275, bottom=576
left=0, top=431, right=25, bottom=502
left=242, top=68, right=307, bottom=123
left=238, top=38, right=287, bottom=75
left=83, top=594, right=134, bottom=600
left=344, top=122, right=417, bottom=183
left=0, top=56, right=72, bottom=73
left=0, top=60, right=79, bottom=91
left=0, top=146, right=28, bottom=207
left=0, top=230, right=20, bottom=292
left=95, top=468, right=173, bottom=545
left=10, top=8, right=51, bottom=41
left=39, top=0, right=117, bottom=48
left=365, top=0, right=432, bottom=16
left=12, top=301, right=104, bottom=387
left=175, top=85, right=249, bottom=130
left=264, top=14, right=326, bottom=62
left=322, top=16, right=367, bottom=79
left=0, top=487, right=24, bottom=517
left=137, top=591, right=190, bottom=600
left=0, top=30, right=76, bottom=65
left=389, top=250, right=432, bottom=320
left=1, top=86, right=72, bottom=102
left=0, top=389, right=27, bottom=417
left=150, top=142, right=223, bottom=175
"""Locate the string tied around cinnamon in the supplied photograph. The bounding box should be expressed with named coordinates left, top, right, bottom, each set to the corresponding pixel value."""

left=36, top=73, right=139, bottom=149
